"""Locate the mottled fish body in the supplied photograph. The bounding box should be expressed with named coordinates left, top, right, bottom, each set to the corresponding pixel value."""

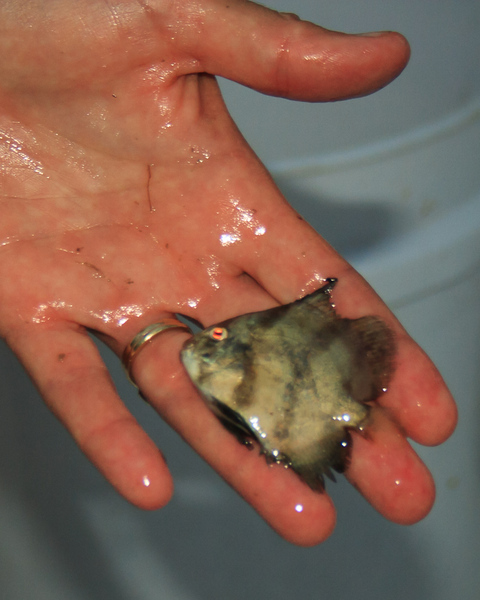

left=181, top=278, right=395, bottom=490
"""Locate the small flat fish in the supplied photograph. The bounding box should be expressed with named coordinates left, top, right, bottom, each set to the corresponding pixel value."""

left=181, top=278, right=395, bottom=490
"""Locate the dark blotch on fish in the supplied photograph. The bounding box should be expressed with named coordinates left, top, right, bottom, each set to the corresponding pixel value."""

left=181, top=278, right=395, bottom=491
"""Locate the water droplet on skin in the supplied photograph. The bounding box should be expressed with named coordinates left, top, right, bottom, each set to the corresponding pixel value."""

left=89, top=304, right=146, bottom=327
left=206, top=258, right=220, bottom=290
left=219, top=232, right=240, bottom=246
left=0, top=132, right=44, bottom=175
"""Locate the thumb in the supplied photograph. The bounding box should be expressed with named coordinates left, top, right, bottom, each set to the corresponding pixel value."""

left=185, top=0, right=410, bottom=101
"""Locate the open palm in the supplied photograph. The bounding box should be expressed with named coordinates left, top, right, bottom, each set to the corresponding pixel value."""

left=0, top=0, right=456, bottom=545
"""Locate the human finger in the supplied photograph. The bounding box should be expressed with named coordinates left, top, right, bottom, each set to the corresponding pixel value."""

left=229, top=170, right=457, bottom=447
left=5, top=321, right=173, bottom=510
left=180, top=0, right=410, bottom=101
left=346, top=406, right=436, bottom=524
left=376, top=335, right=458, bottom=446
left=256, top=255, right=457, bottom=449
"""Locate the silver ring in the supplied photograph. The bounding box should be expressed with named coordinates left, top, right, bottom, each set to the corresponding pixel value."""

left=122, top=318, right=192, bottom=387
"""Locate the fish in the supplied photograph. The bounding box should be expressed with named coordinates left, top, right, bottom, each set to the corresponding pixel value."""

left=181, top=278, right=395, bottom=490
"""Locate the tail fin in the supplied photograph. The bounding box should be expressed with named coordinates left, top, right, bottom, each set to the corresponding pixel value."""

left=347, top=315, right=396, bottom=402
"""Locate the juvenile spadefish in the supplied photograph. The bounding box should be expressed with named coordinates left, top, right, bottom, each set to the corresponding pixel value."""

left=181, top=278, right=395, bottom=490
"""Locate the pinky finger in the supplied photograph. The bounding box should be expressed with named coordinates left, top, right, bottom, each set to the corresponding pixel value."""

left=6, top=322, right=172, bottom=510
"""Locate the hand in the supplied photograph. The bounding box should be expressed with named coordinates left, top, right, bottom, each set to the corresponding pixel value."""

left=0, top=0, right=456, bottom=546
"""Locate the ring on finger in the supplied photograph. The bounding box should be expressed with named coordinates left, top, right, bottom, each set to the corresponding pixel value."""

left=122, top=318, right=192, bottom=388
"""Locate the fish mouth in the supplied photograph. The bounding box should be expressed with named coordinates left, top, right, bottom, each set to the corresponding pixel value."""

left=180, top=343, right=200, bottom=381
left=180, top=336, right=195, bottom=352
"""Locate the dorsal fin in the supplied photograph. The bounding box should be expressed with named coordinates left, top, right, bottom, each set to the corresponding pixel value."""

left=295, top=278, right=337, bottom=311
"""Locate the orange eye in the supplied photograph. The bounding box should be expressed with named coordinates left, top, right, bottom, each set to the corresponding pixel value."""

left=210, top=327, right=228, bottom=341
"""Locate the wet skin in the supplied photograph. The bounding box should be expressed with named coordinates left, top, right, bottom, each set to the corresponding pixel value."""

left=0, top=0, right=456, bottom=546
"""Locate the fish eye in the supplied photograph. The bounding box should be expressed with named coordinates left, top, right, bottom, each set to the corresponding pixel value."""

left=210, top=327, right=228, bottom=341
